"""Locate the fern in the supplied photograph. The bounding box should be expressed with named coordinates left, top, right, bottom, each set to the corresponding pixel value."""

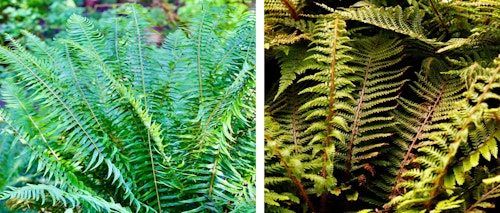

left=337, top=34, right=407, bottom=207
left=389, top=55, right=500, bottom=211
left=388, top=57, right=465, bottom=199
left=265, top=82, right=318, bottom=212
left=0, top=3, right=255, bottom=213
left=2, top=184, right=129, bottom=213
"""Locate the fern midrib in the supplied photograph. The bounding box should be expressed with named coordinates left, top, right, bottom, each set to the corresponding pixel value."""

left=324, top=18, right=339, bottom=162
left=114, top=18, right=122, bottom=78
left=197, top=63, right=250, bottom=148
left=279, top=0, right=299, bottom=21
left=212, top=32, right=249, bottom=76
left=428, top=0, right=448, bottom=31
left=197, top=9, right=206, bottom=106
left=132, top=6, right=148, bottom=109
left=208, top=151, right=219, bottom=197
left=391, top=78, right=448, bottom=198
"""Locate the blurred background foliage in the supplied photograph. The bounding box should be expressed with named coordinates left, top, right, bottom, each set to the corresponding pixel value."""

left=0, top=0, right=255, bottom=44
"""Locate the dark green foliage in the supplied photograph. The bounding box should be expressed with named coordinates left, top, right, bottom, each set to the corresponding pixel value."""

left=265, top=0, right=500, bottom=212
left=0, top=3, right=255, bottom=213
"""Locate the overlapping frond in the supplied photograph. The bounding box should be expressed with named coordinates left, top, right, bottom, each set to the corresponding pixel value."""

left=157, top=8, right=256, bottom=212
left=333, top=35, right=407, bottom=208
left=387, top=58, right=464, bottom=202
left=265, top=82, right=316, bottom=212
left=390, top=54, right=500, bottom=212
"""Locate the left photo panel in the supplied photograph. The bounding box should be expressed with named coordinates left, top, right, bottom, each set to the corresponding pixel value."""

left=0, top=1, right=256, bottom=213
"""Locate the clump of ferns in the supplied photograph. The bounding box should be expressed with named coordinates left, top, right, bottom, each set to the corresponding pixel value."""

left=0, top=3, right=256, bottom=213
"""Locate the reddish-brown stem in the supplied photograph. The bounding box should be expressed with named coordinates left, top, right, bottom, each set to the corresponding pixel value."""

left=320, top=18, right=340, bottom=213
left=280, top=0, right=299, bottom=21
left=428, top=0, right=448, bottom=31
left=273, top=146, right=317, bottom=212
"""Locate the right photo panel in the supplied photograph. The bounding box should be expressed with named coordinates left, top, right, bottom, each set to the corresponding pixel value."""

left=264, top=0, right=500, bottom=212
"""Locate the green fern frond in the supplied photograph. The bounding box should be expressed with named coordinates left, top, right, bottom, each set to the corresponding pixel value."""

left=329, top=34, right=406, bottom=207
left=265, top=81, right=319, bottom=212
left=272, top=45, right=316, bottom=100
left=1, top=184, right=129, bottom=213
left=388, top=57, right=465, bottom=203
left=296, top=18, right=352, bottom=207
left=323, top=4, right=436, bottom=43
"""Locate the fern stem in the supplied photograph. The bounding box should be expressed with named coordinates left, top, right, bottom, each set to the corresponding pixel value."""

left=114, top=18, right=123, bottom=78
left=208, top=153, right=219, bottom=196
left=280, top=0, right=299, bottom=21
left=324, top=18, right=339, bottom=161
left=267, top=137, right=317, bottom=213
left=428, top=0, right=448, bottom=31
left=466, top=182, right=500, bottom=211
left=131, top=5, right=148, bottom=109
left=196, top=8, right=206, bottom=106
